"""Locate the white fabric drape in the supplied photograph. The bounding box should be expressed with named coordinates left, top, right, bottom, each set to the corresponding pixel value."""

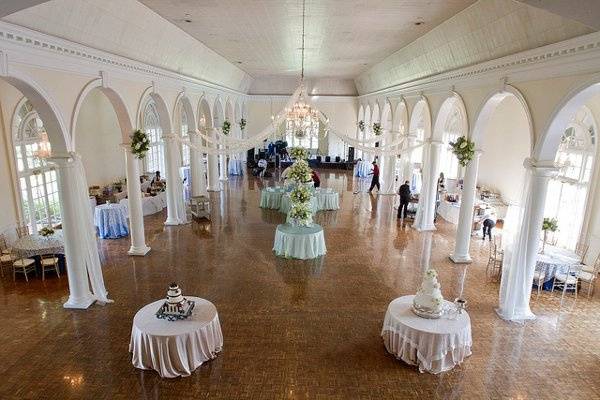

left=328, top=128, right=423, bottom=156
left=70, top=153, right=111, bottom=304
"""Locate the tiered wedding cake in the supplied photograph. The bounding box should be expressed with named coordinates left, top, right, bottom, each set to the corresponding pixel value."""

left=413, top=269, right=445, bottom=318
left=156, top=283, right=195, bottom=321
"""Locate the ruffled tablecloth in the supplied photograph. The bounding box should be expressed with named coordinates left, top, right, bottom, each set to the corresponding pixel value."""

left=94, top=203, right=129, bottom=239
left=279, top=194, right=319, bottom=215
left=354, top=160, right=370, bottom=178
left=129, top=297, right=223, bottom=378
left=273, top=223, right=326, bottom=260
left=260, top=188, right=285, bottom=209
left=381, top=295, right=472, bottom=374
left=314, top=189, right=340, bottom=210
left=228, top=159, right=244, bottom=176
left=535, top=245, right=581, bottom=283
left=12, top=230, right=64, bottom=257
left=120, top=192, right=167, bottom=217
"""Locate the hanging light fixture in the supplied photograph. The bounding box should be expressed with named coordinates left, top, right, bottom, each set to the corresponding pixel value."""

left=285, top=0, right=320, bottom=140
left=35, top=131, right=52, bottom=159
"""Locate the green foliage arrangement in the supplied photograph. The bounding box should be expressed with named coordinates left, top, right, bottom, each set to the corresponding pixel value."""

left=542, top=218, right=558, bottom=232
left=358, top=120, right=365, bottom=132
left=130, top=130, right=150, bottom=159
left=239, top=118, right=246, bottom=131
left=373, top=122, right=382, bottom=136
left=449, top=136, right=475, bottom=167
left=222, top=120, right=231, bottom=135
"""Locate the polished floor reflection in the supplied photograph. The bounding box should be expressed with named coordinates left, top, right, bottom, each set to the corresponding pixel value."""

left=0, top=170, right=598, bottom=399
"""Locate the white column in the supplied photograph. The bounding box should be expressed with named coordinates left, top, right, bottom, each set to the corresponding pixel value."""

left=123, top=146, right=150, bottom=256
left=190, top=130, right=208, bottom=197
left=380, top=130, right=399, bottom=195
left=413, top=140, right=442, bottom=231
left=54, top=157, right=95, bottom=309
left=450, top=151, right=482, bottom=263
left=207, top=128, right=221, bottom=191
left=497, top=160, right=558, bottom=321
left=162, top=134, right=185, bottom=225
left=219, top=151, right=228, bottom=181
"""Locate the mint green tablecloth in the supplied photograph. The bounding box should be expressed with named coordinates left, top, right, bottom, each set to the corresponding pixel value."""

left=314, top=190, right=340, bottom=210
left=273, top=223, right=326, bottom=259
left=260, top=188, right=285, bottom=209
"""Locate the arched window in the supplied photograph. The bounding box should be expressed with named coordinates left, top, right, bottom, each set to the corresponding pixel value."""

left=544, top=106, right=596, bottom=250
left=176, top=103, right=190, bottom=166
left=13, top=99, right=61, bottom=231
left=439, top=108, right=462, bottom=179
left=142, top=99, right=165, bottom=174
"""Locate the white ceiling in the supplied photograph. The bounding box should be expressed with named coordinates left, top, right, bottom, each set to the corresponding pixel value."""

left=139, top=0, right=476, bottom=79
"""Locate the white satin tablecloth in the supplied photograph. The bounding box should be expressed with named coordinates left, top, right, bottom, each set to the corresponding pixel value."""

left=273, top=223, right=326, bottom=260
left=120, top=192, right=167, bottom=217
left=536, top=245, right=581, bottom=282
left=129, top=297, right=223, bottom=378
left=381, top=295, right=472, bottom=374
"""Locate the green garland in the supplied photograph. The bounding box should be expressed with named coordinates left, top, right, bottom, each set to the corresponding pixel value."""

left=449, top=136, right=475, bottom=167
left=130, top=130, right=150, bottom=159
left=542, top=217, right=558, bottom=232
left=222, top=120, right=231, bottom=135
left=239, top=118, right=246, bottom=131
left=373, top=122, right=382, bottom=136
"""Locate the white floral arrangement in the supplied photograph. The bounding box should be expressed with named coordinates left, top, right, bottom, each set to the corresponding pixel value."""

left=449, top=136, right=475, bottom=167
left=290, top=185, right=312, bottom=204
left=372, top=122, right=382, bottom=136
left=39, top=226, right=55, bottom=237
left=239, top=118, right=246, bottom=131
left=222, top=120, right=231, bottom=135
left=130, top=130, right=150, bottom=159
left=289, top=203, right=312, bottom=226
left=289, top=147, right=309, bottom=160
left=288, top=159, right=313, bottom=184
left=358, top=120, right=365, bottom=132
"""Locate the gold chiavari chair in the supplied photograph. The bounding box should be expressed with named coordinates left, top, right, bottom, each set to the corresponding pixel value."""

left=40, top=254, right=60, bottom=281
left=578, top=254, right=599, bottom=298
left=12, top=257, right=36, bottom=282
left=15, top=224, right=30, bottom=238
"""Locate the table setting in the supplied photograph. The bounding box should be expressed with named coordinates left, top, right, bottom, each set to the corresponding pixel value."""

left=12, top=229, right=64, bottom=258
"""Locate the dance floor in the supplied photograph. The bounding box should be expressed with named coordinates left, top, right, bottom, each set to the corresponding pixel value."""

left=0, top=170, right=598, bottom=399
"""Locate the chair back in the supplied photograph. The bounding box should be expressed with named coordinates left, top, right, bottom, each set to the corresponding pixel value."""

left=15, top=224, right=29, bottom=238
left=576, top=242, right=589, bottom=261
left=0, top=235, right=7, bottom=251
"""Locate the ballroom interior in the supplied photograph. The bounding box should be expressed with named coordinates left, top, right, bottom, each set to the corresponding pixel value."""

left=0, top=0, right=599, bottom=399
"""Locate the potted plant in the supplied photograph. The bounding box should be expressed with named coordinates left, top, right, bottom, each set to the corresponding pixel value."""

left=541, top=217, right=558, bottom=254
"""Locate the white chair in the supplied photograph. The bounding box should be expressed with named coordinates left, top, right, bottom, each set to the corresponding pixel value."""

left=533, top=270, right=546, bottom=295
left=13, top=258, right=36, bottom=282
left=552, top=266, right=579, bottom=299
left=575, top=241, right=589, bottom=262
left=40, top=254, right=60, bottom=281
left=578, top=257, right=599, bottom=298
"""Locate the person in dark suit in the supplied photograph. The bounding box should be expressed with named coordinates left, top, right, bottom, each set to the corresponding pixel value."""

left=398, top=180, right=411, bottom=219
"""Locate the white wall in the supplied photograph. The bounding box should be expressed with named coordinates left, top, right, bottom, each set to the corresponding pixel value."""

left=75, top=89, right=126, bottom=186
left=477, top=96, right=531, bottom=205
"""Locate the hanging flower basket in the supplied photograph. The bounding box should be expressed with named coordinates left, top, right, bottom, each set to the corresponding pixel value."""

left=239, top=118, right=246, bottom=131
left=373, top=122, right=382, bottom=136
left=449, top=136, right=475, bottom=167
left=358, top=120, right=365, bottom=132
left=222, top=120, right=231, bottom=135
left=130, top=129, right=150, bottom=159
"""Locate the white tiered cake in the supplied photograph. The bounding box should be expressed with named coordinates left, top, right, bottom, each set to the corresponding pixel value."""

left=156, top=283, right=195, bottom=321
left=413, top=269, right=445, bottom=318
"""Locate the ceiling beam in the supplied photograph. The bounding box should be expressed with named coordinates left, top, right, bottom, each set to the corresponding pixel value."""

left=516, top=0, right=600, bottom=30
left=0, top=1, right=50, bottom=18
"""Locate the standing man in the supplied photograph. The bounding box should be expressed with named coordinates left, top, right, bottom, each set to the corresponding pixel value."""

left=368, top=160, right=380, bottom=193
left=398, top=180, right=411, bottom=219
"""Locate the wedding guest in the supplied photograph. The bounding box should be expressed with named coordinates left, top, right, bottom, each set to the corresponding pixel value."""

left=398, top=180, right=411, bottom=219
left=257, top=158, right=267, bottom=177
left=312, top=170, right=321, bottom=188
left=368, top=160, right=380, bottom=193
left=151, top=170, right=161, bottom=185
left=481, top=208, right=497, bottom=241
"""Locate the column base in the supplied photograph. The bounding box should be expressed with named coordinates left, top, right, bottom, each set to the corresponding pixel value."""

left=449, top=253, right=472, bottom=264
left=164, top=218, right=181, bottom=226
left=63, top=295, right=96, bottom=309
left=207, top=186, right=221, bottom=192
left=128, top=245, right=151, bottom=256
left=413, top=224, right=437, bottom=232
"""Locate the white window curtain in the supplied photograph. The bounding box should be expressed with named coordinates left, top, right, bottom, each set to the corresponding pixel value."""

left=143, top=101, right=165, bottom=174
left=13, top=100, right=61, bottom=232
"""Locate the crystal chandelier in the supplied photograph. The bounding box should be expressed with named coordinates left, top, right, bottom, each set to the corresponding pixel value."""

left=285, top=0, right=320, bottom=140
left=35, top=132, right=52, bottom=159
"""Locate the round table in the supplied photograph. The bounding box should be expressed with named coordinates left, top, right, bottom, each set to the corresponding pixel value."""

left=273, top=223, right=326, bottom=260
left=129, top=297, right=223, bottom=378
left=260, top=188, right=285, bottom=209
left=314, top=189, right=340, bottom=210
left=536, top=245, right=581, bottom=288
left=12, top=230, right=64, bottom=258
left=381, top=295, right=472, bottom=374
left=94, top=203, right=129, bottom=239
left=228, top=159, right=244, bottom=176
left=354, top=160, right=370, bottom=178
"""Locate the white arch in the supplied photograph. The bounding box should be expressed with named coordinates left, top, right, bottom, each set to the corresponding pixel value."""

left=173, top=92, right=197, bottom=133
left=393, top=99, right=409, bottom=135
left=432, top=92, right=469, bottom=141
left=409, top=96, right=432, bottom=140
left=213, top=96, right=225, bottom=127
left=198, top=96, right=213, bottom=129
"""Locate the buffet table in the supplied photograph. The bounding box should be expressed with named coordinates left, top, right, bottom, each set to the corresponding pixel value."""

left=381, top=295, right=472, bottom=374
left=119, top=192, right=167, bottom=217
left=437, top=200, right=461, bottom=224
left=354, top=160, right=370, bottom=178
left=12, top=230, right=64, bottom=258
left=94, top=203, right=129, bottom=239
left=129, top=297, right=223, bottom=378
left=273, top=223, right=326, bottom=260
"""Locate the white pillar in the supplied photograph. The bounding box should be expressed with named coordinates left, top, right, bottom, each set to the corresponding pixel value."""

left=413, top=140, right=442, bottom=231
left=163, top=134, right=185, bottom=225
left=190, top=130, right=208, bottom=197
left=54, top=157, right=95, bottom=309
left=207, top=128, right=221, bottom=191
left=219, top=150, right=228, bottom=181
left=123, top=146, right=150, bottom=256
left=380, top=130, right=399, bottom=195
left=497, top=159, right=558, bottom=321
left=450, top=150, right=482, bottom=263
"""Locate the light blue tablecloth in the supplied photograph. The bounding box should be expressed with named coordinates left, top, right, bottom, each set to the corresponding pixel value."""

left=228, top=159, right=244, bottom=176
left=260, top=187, right=285, bottom=209
left=314, top=189, right=340, bottom=210
left=273, top=223, right=326, bottom=259
left=535, top=245, right=581, bottom=283
left=94, top=203, right=129, bottom=239
left=354, top=160, right=370, bottom=178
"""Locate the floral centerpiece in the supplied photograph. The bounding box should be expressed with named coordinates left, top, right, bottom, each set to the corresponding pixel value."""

left=289, top=147, right=309, bottom=160
left=541, top=217, right=558, bottom=253
left=39, top=226, right=55, bottom=237
left=289, top=203, right=313, bottom=227
left=288, top=159, right=313, bottom=184
left=239, top=118, right=246, bottom=131
left=358, top=120, right=365, bottom=132
left=373, top=122, right=382, bottom=136
left=222, top=120, right=231, bottom=135
left=290, top=185, right=312, bottom=203
left=130, top=130, right=150, bottom=159
left=449, top=136, right=475, bottom=167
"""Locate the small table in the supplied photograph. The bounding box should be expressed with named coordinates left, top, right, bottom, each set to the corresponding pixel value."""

left=354, top=160, right=370, bottom=178
left=12, top=230, right=64, bottom=258
left=381, top=295, right=472, bottom=374
left=273, top=223, right=326, bottom=260
left=314, top=189, right=340, bottom=210
left=260, top=187, right=285, bottom=209
left=536, top=245, right=581, bottom=290
left=94, top=203, right=129, bottom=239
left=228, top=159, right=244, bottom=176
left=129, top=297, right=223, bottom=378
